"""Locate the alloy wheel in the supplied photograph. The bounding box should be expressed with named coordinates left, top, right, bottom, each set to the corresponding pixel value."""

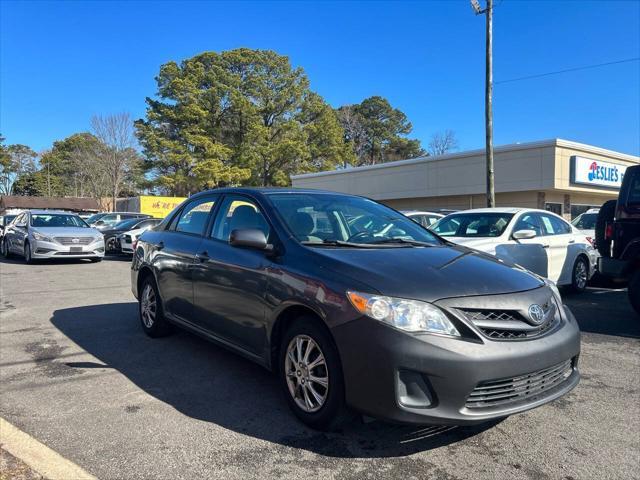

left=285, top=334, right=329, bottom=413
left=140, top=283, right=157, bottom=328
left=575, top=260, right=588, bottom=290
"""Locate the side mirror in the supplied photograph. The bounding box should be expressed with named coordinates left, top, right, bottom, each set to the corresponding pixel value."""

left=513, top=229, right=537, bottom=240
left=230, top=228, right=273, bottom=251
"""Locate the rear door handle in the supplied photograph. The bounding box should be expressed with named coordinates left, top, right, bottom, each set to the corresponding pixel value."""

left=568, top=240, right=575, bottom=244
left=196, top=251, right=209, bottom=262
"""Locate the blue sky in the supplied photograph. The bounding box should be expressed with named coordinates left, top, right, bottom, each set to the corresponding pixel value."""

left=1, top=0, right=639, bottom=155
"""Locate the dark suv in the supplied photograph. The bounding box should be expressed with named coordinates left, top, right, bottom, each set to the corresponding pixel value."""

left=131, top=188, right=580, bottom=430
left=596, top=164, right=640, bottom=314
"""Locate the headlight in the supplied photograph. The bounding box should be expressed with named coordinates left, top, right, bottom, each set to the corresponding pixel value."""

left=546, top=279, right=562, bottom=305
left=347, top=291, right=460, bottom=336
left=32, top=231, right=53, bottom=242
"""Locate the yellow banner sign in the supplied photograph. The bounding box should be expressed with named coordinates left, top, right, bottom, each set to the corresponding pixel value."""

left=139, top=196, right=187, bottom=218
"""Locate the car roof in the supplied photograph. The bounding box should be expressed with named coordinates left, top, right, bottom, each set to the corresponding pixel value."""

left=446, top=207, right=553, bottom=215
left=192, top=187, right=358, bottom=198
left=401, top=210, right=444, bottom=216
left=27, top=209, right=79, bottom=215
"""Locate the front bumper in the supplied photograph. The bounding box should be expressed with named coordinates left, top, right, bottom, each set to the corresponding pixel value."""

left=32, top=239, right=105, bottom=259
left=332, top=305, right=580, bottom=425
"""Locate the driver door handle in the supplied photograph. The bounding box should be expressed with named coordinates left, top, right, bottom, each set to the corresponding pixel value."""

left=542, top=244, right=550, bottom=249
left=196, top=251, right=209, bottom=262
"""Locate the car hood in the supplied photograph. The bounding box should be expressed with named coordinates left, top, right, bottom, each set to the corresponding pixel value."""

left=311, top=244, right=543, bottom=302
left=32, top=227, right=100, bottom=237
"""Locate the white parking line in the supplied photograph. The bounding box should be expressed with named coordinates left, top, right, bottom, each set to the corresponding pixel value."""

left=0, top=417, right=97, bottom=480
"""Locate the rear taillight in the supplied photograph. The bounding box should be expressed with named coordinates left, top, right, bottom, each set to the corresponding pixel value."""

left=132, top=239, right=138, bottom=250
left=586, top=236, right=595, bottom=247
left=605, top=223, right=613, bottom=240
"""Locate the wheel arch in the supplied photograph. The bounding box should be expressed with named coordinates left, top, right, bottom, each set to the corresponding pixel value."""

left=136, top=265, right=157, bottom=298
left=269, top=303, right=334, bottom=373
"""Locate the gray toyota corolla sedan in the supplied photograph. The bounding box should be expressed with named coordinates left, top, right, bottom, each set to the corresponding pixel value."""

left=131, top=188, right=580, bottom=430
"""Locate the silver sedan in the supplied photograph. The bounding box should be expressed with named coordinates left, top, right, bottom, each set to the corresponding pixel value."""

left=1, top=210, right=105, bottom=263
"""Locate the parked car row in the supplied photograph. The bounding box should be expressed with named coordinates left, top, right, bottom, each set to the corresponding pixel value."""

left=1, top=210, right=162, bottom=262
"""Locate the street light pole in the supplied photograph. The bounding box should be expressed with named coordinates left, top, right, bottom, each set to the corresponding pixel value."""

left=472, top=0, right=495, bottom=207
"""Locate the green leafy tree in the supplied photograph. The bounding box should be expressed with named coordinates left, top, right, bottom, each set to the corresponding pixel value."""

left=336, top=96, right=423, bottom=166
left=136, top=48, right=351, bottom=192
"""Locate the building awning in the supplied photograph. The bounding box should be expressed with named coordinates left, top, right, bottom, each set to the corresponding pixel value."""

left=0, top=196, right=101, bottom=213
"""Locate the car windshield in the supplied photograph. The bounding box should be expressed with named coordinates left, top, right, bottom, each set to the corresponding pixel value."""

left=571, top=213, right=597, bottom=230
left=432, top=212, right=514, bottom=238
left=268, top=193, right=441, bottom=246
left=85, top=213, right=106, bottom=224
left=30, top=214, right=88, bottom=228
left=113, top=218, right=142, bottom=230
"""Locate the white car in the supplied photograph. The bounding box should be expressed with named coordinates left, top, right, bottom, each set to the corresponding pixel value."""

left=571, top=208, right=599, bottom=246
left=401, top=210, right=445, bottom=229
left=431, top=207, right=598, bottom=292
left=119, top=218, right=162, bottom=254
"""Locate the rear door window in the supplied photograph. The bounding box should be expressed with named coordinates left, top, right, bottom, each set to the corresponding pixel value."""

left=539, top=214, right=571, bottom=236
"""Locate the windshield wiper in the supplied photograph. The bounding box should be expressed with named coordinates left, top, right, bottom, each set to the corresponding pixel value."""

left=301, top=240, right=378, bottom=248
left=368, top=238, right=436, bottom=247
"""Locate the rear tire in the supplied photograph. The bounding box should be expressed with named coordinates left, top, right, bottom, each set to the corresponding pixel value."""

left=279, top=316, right=351, bottom=431
left=595, top=200, right=616, bottom=257
left=628, top=270, right=640, bottom=315
left=1, top=239, right=11, bottom=259
left=138, top=275, right=172, bottom=337
left=570, top=256, right=589, bottom=293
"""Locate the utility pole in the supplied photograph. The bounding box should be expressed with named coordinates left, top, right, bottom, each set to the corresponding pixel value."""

left=471, top=0, right=495, bottom=207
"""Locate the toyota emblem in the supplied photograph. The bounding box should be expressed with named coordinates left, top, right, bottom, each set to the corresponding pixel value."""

left=528, top=304, right=545, bottom=325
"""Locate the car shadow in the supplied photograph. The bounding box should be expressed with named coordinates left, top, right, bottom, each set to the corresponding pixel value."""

left=50, top=302, right=499, bottom=458
left=563, top=288, right=640, bottom=338
left=0, top=256, right=94, bottom=265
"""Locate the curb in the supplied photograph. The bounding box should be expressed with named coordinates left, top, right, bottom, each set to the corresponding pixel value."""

left=0, top=417, right=97, bottom=480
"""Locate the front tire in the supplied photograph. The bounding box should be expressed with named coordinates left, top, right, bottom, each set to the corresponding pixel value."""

left=570, top=256, right=589, bottom=293
left=24, top=242, right=34, bottom=264
left=138, top=276, right=172, bottom=337
left=628, top=270, right=640, bottom=315
left=279, top=316, right=350, bottom=431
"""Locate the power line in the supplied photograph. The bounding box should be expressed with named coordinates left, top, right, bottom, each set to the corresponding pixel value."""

left=495, top=57, right=640, bottom=85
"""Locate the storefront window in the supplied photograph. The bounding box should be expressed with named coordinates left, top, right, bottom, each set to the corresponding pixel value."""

left=545, top=203, right=562, bottom=216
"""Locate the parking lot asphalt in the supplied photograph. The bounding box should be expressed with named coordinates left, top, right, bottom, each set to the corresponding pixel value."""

left=1, top=257, right=639, bottom=480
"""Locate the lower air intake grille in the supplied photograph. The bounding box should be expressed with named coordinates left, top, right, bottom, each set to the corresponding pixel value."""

left=466, top=359, right=573, bottom=410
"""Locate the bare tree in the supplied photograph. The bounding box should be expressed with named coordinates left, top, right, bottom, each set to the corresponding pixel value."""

left=428, top=130, right=459, bottom=156
left=90, top=113, right=139, bottom=211
left=0, top=144, right=37, bottom=195
left=335, top=105, right=367, bottom=167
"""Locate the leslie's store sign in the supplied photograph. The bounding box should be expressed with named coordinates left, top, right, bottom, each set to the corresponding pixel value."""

left=571, top=156, right=627, bottom=189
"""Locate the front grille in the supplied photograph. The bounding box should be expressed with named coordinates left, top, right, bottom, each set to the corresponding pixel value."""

left=466, top=359, right=574, bottom=410
left=54, top=251, right=88, bottom=256
left=54, top=236, right=94, bottom=246
left=459, top=303, right=559, bottom=341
